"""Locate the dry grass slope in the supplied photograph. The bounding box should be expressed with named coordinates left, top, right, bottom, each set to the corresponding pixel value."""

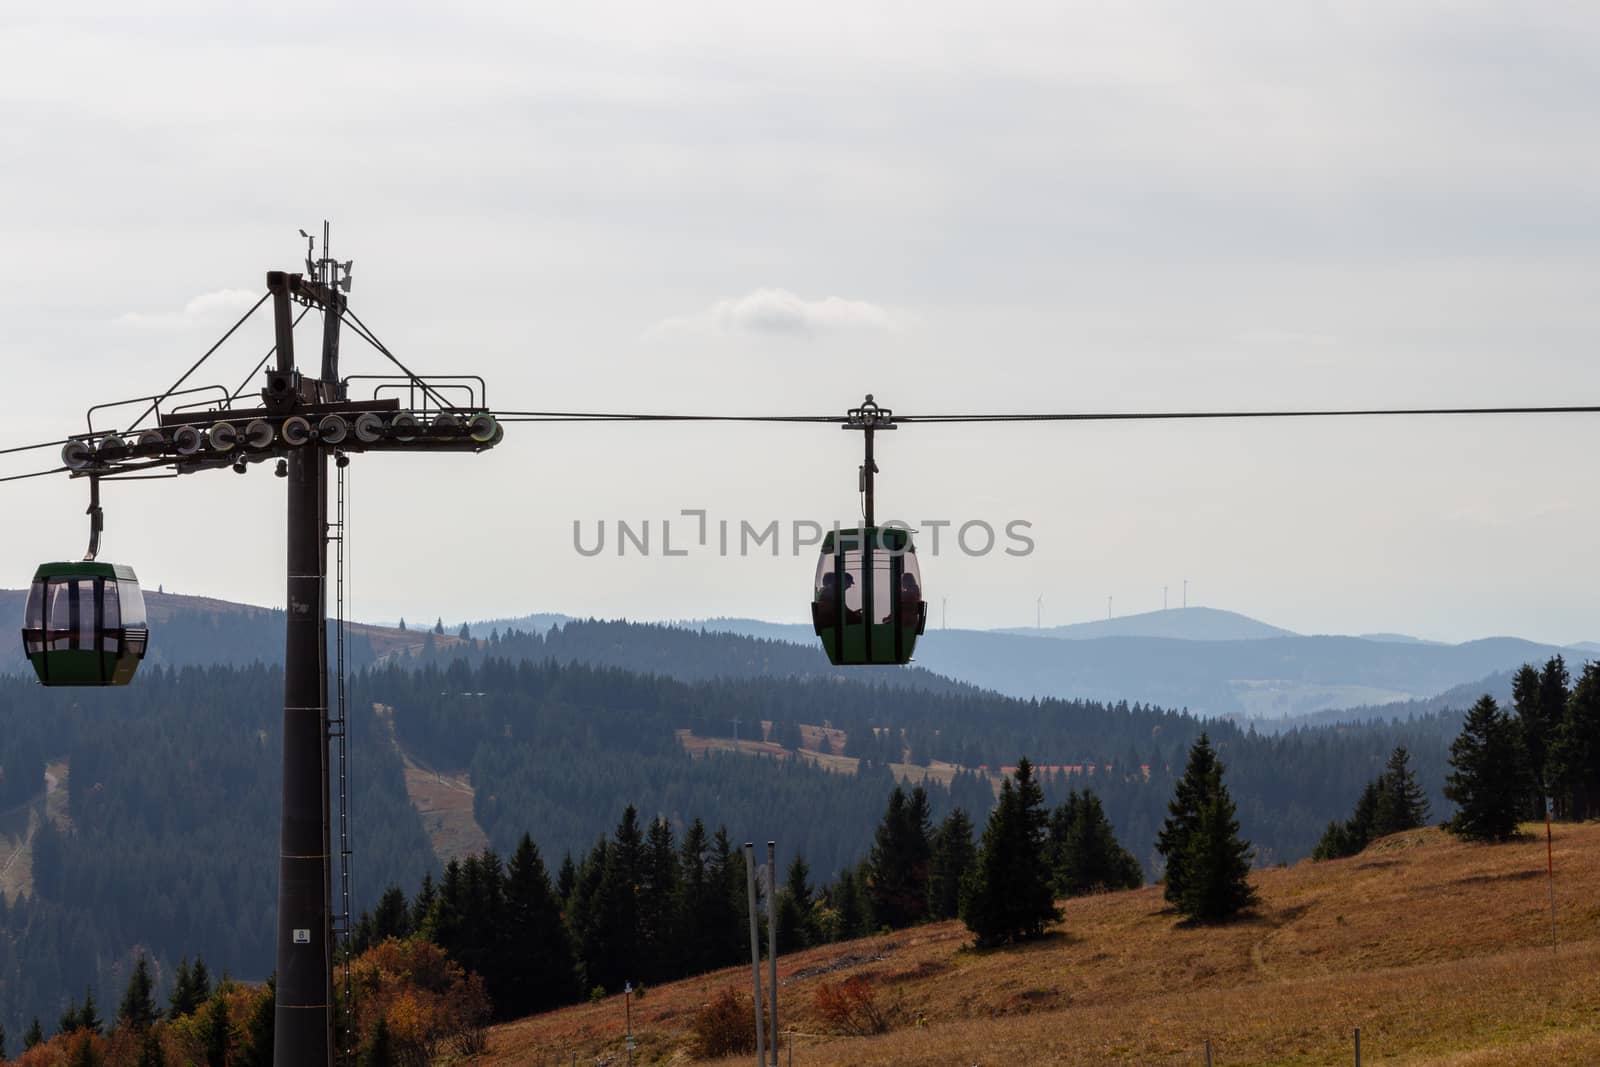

left=483, top=822, right=1600, bottom=1066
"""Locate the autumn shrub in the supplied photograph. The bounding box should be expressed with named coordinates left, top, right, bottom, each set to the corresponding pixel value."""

left=350, top=937, right=491, bottom=1067
left=691, top=987, right=756, bottom=1059
left=814, top=976, right=887, bottom=1036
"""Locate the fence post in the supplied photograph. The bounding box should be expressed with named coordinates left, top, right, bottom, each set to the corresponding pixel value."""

left=1205, top=1037, right=1212, bottom=1066
left=746, top=842, right=765, bottom=1067
left=1354, top=1027, right=1361, bottom=1067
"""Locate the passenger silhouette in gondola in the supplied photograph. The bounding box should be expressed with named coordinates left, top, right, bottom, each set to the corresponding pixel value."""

left=899, top=571, right=921, bottom=606
left=817, top=570, right=862, bottom=624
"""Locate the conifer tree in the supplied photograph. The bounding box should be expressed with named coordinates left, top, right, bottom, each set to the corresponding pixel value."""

left=1512, top=662, right=1556, bottom=816
left=80, top=987, right=103, bottom=1036
left=832, top=867, right=868, bottom=941
left=557, top=852, right=577, bottom=905
left=1446, top=695, right=1528, bottom=841
left=566, top=836, right=609, bottom=989
left=200, top=992, right=231, bottom=1067
left=867, top=785, right=933, bottom=929
left=190, top=959, right=212, bottom=1005
left=775, top=855, right=814, bottom=952
left=1176, top=791, right=1257, bottom=921
left=1048, top=790, right=1142, bottom=896
left=1537, top=657, right=1574, bottom=815
left=707, top=828, right=746, bottom=968
left=1340, top=772, right=1383, bottom=849
left=960, top=758, right=1059, bottom=947
left=1157, top=734, right=1256, bottom=921
left=639, top=817, right=681, bottom=981
left=119, top=956, right=158, bottom=1031
left=926, top=808, right=976, bottom=921
left=501, top=833, right=579, bottom=1015
left=676, top=820, right=714, bottom=972
left=1551, top=662, right=1600, bottom=821
left=371, top=885, right=411, bottom=942
left=24, top=1017, right=43, bottom=1050
left=589, top=807, right=644, bottom=991
left=1373, top=745, right=1430, bottom=836
left=411, top=873, right=438, bottom=934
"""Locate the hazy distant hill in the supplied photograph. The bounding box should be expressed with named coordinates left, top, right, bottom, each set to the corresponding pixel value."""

left=464, top=612, right=571, bottom=635
left=684, top=613, right=1594, bottom=718
left=1237, top=670, right=1518, bottom=734
left=908, top=630, right=1590, bottom=718
left=997, top=606, right=1296, bottom=642
left=5, top=590, right=1588, bottom=721
left=1357, top=632, right=1445, bottom=646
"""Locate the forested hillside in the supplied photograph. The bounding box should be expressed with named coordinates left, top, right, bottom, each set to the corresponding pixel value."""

left=0, top=667, right=433, bottom=1047
left=411, top=618, right=970, bottom=693
left=371, top=654, right=1459, bottom=879
left=0, top=625, right=1492, bottom=1056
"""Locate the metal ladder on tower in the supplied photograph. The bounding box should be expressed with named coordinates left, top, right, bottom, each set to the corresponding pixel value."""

left=328, top=455, right=355, bottom=1064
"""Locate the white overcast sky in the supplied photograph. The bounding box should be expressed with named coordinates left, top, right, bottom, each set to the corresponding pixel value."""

left=3, top=3, right=1600, bottom=644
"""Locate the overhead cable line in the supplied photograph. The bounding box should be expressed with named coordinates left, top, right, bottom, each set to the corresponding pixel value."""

left=0, top=467, right=68, bottom=484
left=493, top=403, right=1600, bottom=425
left=893, top=404, right=1600, bottom=423
left=5, top=402, right=1598, bottom=479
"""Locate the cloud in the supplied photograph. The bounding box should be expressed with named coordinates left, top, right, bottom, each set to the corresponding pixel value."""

left=116, top=288, right=261, bottom=328
left=654, top=288, right=895, bottom=339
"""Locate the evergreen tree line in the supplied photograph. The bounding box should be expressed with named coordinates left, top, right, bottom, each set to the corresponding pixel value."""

left=407, top=619, right=973, bottom=696
left=367, top=654, right=1463, bottom=877
left=1314, top=658, right=1600, bottom=849
left=0, top=667, right=434, bottom=1049
left=348, top=766, right=1161, bottom=1019
left=1, top=953, right=274, bottom=1066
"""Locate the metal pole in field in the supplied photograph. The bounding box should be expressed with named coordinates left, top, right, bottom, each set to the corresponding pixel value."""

left=768, top=841, right=778, bottom=1067
left=1205, top=1037, right=1211, bottom=1066
left=1545, top=791, right=1557, bottom=953
left=624, top=981, right=634, bottom=1067
left=745, top=843, right=765, bottom=1067
left=1354, top=1027, right=1361, bottom=1067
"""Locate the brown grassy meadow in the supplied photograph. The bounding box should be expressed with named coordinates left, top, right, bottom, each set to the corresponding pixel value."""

left=482, top=822, right=1600, bottom=1066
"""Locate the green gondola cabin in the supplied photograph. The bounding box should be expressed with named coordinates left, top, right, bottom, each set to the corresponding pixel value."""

left=812, top=526, right=926, bottom=665
left=21, top=561, right=149, bottom=686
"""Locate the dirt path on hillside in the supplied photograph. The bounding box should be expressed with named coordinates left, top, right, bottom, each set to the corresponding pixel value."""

left=373, top=704, right=490, bottom=863
left=0, top=762, right=67, bottom=902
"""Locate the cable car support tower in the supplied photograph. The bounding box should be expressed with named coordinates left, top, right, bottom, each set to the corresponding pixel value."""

left=44, top=228, right=505, bottom=1067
